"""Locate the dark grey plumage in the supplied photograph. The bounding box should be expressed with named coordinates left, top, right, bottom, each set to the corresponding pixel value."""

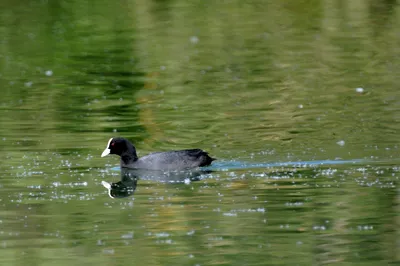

left=101, top=137, right=215, bottom=171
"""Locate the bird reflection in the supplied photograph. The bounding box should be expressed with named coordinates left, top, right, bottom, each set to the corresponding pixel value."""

left=102, top=168, right=211, bottom=198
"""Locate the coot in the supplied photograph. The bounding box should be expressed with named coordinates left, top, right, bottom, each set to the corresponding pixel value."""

left=101, top=137, right=215, bottom=170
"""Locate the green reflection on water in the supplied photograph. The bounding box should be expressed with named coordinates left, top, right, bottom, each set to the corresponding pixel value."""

left=0, top=0, right=399, bottom=265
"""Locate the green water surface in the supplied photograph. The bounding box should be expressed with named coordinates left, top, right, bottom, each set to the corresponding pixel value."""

left=0, top=1, right=399, bottom=265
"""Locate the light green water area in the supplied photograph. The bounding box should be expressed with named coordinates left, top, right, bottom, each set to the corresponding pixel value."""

left=0, top=1, right=399, bottom=265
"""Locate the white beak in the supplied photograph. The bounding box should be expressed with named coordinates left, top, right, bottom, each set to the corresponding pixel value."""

left=101, top=138, right=113, bottom=157
left=101, top=148, right=110, bottom=157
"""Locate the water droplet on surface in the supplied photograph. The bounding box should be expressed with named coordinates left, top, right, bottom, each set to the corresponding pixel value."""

left=336, top=140, right=345, bottom=146
left=190, top=36, right=199, bottom=44
left=25, top=81, right=33, bottom=87
left=121, top=232, right=134, bottom=239
left=102, top=249, right=114, bottom=254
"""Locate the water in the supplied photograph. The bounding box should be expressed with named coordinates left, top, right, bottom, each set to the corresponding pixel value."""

left=1, top=0, right=399, bottom=265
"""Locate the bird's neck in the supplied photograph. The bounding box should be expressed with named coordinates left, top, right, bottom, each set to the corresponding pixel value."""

left=121, top=149, right=138, bottom=165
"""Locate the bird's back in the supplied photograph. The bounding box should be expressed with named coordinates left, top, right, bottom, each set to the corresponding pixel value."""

left=124, top=149, right=215, bottom=170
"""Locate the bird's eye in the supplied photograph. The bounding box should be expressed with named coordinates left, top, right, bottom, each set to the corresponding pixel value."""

left=111, top=142, right=115, bottom=147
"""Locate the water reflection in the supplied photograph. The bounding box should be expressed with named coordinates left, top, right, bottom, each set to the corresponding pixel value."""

left=102, top=167, right=211, bottom=198
left=101, top=158, right=368, bottom=199
left=101, top=175, right=137, bottom=198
